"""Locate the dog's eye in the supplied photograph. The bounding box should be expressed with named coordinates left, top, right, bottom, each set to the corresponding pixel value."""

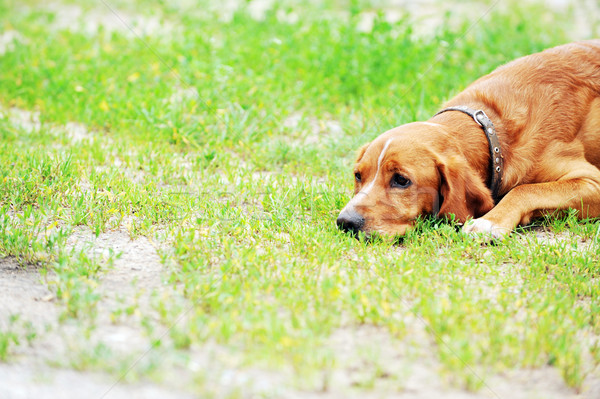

left=354, top=172, right=362, bottom=183
left=391, top=173, right=411, bottom=188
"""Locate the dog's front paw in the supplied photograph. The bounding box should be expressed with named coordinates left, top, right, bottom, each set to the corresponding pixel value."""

left=463, top=218, right=510, bottom=240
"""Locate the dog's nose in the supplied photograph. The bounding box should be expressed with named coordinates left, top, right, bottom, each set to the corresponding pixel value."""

left=336, top=209, right=365, bottom=234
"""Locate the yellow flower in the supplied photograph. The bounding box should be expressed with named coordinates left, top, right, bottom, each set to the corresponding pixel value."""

left=127, top=72, right=141, bottom=82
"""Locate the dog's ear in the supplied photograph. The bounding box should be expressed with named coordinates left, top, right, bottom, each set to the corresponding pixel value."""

left=437, top=155, right=494, bottom=222
left=355, top=142, right=370, bottom=163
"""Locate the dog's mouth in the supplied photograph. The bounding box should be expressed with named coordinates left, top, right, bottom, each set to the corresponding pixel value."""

left=336, top=209, right=417, bottom=241
left=336, top=224, right=406, bottom=245
left=336, top=206, right=428, bottom=242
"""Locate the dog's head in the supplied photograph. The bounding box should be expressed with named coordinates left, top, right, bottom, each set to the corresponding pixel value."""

left=336, top=122, right=494, bottom=237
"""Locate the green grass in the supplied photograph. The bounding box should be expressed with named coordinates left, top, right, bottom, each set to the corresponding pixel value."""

left=1, top=0, right=599, bottom=394
left=0, top=314, right=36, bottom=362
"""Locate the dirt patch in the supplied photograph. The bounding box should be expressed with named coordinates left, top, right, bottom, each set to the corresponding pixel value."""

left=529, top=226, right=597, bottom=250
left=66, top=226, right=165, bottom=295
left=0, top=363, right=194, bottom=399
left=354, top=0, right=599, bottom=39
left=193, top=0, right=598, bottom=39
left=0, top=258, right=57, bottom=329
left=283, top=112, right=344, bottom=147
left=0, top=30, right=25, bottom=56
left=320, top=324, right=590, bottom=399
left=35, top=3, right=178, bottom=38
left=0, top=226, right=188, bottom=398
left=1, top=106, right=95, bottom=144
left=1, top=107, right=42, bottom=133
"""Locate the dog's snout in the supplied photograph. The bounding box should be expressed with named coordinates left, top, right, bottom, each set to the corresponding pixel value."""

left=336, top=209, right=365, bottom=234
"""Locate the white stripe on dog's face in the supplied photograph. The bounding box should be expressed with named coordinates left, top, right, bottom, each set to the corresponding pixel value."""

left=362, top=138, right=393, bottom=195
left=340, top=138, right=393, bottom=214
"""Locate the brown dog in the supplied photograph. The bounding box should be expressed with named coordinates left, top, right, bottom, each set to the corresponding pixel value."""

left=337, top=40, right=600, bottom=238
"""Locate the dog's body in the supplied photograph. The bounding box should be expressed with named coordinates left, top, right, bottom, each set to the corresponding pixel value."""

left=337, top=40, right=600, bottom=238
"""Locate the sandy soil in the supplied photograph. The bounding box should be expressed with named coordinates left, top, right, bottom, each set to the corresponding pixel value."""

left=2, top=244, right=598, bottom=398
left=0, top=225, right=192, bottom=399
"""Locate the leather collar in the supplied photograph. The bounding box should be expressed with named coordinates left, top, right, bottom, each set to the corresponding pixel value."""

left=434, top=106, right=504, bottom=201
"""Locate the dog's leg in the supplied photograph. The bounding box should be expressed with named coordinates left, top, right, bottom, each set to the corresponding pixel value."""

left=463, top=163, right=600, bottom=238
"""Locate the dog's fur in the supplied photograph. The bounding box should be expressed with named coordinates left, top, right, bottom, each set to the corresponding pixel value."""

left=337, top=40, right=600, bottom=238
